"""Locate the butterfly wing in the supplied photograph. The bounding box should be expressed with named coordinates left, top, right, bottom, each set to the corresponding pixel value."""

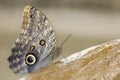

left=7, top=6, right=56, bottom=74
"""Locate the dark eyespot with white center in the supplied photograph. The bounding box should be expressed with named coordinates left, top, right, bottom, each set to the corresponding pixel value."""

left=39, top=39, right=46, bottom=46
left=25, top=53, right=36, bottom=65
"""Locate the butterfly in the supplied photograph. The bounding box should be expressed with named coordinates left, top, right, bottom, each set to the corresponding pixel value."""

left=7, top=5, right=65, bottom=74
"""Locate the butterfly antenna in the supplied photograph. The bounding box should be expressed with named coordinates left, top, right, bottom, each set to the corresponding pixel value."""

left=51, top=34, right=72, bottom=59
left=56, top=33, right=72, bottom=58
left=59, top=33, right=72, bottom=48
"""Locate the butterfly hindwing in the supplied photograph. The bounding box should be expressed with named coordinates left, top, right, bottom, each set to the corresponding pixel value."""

left=7, top=5, right=56, bottom=74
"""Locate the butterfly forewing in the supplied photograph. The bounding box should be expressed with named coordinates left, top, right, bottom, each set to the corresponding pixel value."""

left=7, top=5, right=56, bottom=74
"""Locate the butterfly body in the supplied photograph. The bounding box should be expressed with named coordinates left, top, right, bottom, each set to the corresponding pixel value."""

left=8, top=6, right=59, bottom=74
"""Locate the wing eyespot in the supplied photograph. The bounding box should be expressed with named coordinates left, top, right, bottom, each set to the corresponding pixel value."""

left=39, top=39, right=46, bottom=46
left=29, top=46, right=35, bottom=50
left=25, top=53, right=36, bottom=65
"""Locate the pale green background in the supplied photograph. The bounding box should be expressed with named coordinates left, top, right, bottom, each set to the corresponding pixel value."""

left=0, top=0, right=120, bottom=80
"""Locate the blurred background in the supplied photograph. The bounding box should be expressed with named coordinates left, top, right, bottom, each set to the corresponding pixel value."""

left=1, top=0, right=120, bottom=80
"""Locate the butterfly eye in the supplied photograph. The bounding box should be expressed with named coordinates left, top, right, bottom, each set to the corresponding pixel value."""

left=39, top=39, right=46, bottom=46
left=25, top=54, right=36, bottom=65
